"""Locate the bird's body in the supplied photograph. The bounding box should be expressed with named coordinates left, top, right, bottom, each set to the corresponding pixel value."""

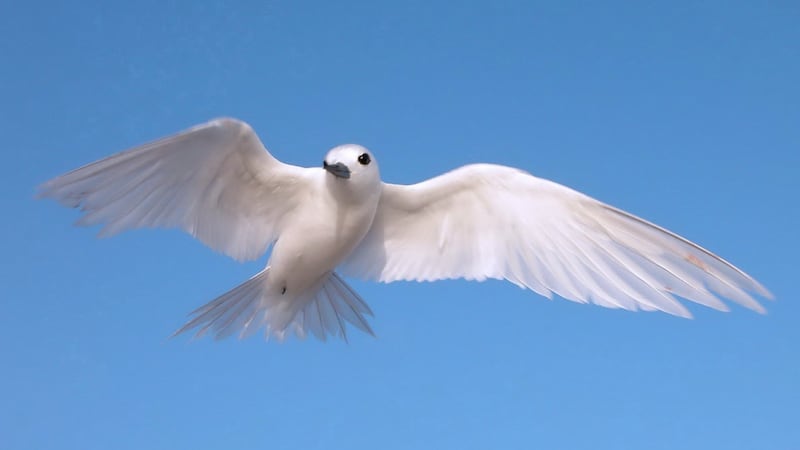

left=264, top=161, right=379, bottom=300
left=39, top=118, right=772, bottom=341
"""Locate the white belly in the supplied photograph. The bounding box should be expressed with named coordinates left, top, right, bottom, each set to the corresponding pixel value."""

left=264, top=188, right=377, bottom=296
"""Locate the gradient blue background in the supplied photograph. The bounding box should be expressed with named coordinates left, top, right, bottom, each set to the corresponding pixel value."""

left=2, top=1, right=798, bottom=449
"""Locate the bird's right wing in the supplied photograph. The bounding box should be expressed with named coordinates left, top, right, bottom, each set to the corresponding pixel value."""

left=39, top=118, right=311, bottom=262
left=342, top=164, right=772, bottom=317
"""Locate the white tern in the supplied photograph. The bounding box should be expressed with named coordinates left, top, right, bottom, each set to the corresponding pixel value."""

left=39, top=118, right=773, bottom=341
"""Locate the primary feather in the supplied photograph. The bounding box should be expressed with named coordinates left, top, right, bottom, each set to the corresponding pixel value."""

left=38, top=118, right=309, bottom=262
left=342, top=164, right=772, bottom=318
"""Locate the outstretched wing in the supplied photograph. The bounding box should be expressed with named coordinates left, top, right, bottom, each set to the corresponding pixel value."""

left=39, top=118, right=311, bottom=262
left=342, top=164, right=772, bottom=317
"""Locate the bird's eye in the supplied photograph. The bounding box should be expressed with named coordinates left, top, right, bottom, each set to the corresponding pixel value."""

left=357, top=153, right=371, bottom=165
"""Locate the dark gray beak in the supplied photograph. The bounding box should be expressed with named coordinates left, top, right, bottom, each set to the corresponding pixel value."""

left=323, top=161, right=351, bottom=179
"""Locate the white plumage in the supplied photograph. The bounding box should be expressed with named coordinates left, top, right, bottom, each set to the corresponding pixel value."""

left=39, top=118, right=772, bottom=341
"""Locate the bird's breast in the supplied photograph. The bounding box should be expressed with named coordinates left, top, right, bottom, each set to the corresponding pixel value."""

left=265, top=189, right=379, bottom=295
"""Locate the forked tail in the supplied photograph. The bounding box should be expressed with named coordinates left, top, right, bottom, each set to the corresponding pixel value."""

left=173, top=268, right=375, bottom=341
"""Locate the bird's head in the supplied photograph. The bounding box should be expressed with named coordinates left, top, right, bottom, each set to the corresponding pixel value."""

left=323, top=144, right=380, bottom=190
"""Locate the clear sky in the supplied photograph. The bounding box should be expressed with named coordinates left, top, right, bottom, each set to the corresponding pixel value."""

left=1, top=1, right=798, bottom=449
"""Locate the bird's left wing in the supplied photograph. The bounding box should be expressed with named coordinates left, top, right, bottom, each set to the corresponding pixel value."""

left=341, top=164, right=772, bottom=317
left=39, top=118, right=311, bottom=262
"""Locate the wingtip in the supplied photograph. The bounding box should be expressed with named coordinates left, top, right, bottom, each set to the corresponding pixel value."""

left=750, top=301, right=769, bottom=315
left=757, top=285, right=775, bottom=301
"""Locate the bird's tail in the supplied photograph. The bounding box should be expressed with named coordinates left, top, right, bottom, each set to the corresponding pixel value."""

left=173, top=268, right=375, bottom=341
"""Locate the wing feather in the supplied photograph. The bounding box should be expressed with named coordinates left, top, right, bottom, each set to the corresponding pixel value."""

left=39, top=118, right=311, bottom=261
left=342, top=164, right=772, bottom=316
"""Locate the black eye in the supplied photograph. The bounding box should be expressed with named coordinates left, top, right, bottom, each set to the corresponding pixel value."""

left=357, top=153, right=371, bottom=165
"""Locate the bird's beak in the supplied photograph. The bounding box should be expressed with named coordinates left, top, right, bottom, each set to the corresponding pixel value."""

left=323, top=161, right=351, bottom=179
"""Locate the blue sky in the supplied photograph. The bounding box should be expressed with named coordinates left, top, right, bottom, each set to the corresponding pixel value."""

left=2, top=1, right=798, bottom=449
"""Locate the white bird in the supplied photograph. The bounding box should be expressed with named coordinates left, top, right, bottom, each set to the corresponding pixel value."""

left=39, top=118, right=773, bottom=341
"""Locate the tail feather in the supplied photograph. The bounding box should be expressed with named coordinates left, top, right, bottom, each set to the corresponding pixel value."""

left=294, top=273, right=375, bottom=341
left=173, top=268, right=375, bottom=341
left=327, top=273, right=374, bottom=334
